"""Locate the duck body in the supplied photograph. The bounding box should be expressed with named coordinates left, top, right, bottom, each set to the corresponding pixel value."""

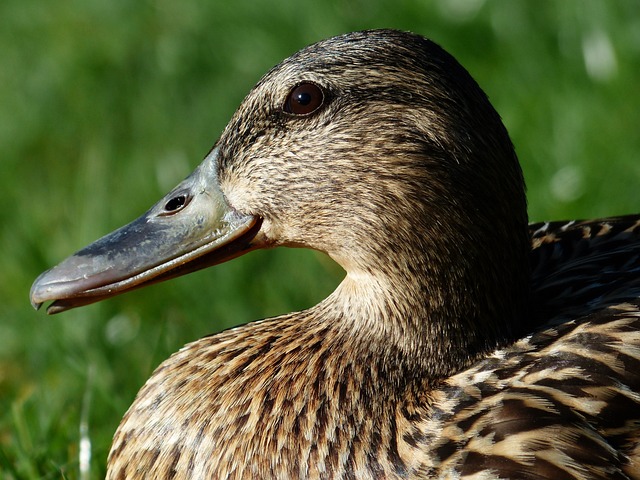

left=108, top=309, right=640, bottom=479
left=30, top=30, right=640, bottom=479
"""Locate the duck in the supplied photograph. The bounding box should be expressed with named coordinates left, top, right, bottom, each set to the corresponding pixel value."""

left=30, top=29, right=640, bottom=479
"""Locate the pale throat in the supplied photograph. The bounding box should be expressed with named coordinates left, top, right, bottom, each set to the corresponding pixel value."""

left=320, top=247, right=500, bottom=381
left=323, top=268, right=434, bottom=345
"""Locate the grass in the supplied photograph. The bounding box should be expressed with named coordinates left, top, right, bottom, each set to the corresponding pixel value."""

left=2, top=0, right=639, bottom=478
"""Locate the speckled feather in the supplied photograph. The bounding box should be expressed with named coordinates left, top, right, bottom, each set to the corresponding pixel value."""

left=108, top=217, right=640, bottom=479
left=47, top=30, right=639, bottom=479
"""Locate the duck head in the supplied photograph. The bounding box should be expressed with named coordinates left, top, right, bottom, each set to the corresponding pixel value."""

left=31, top=30, right=529, bottom=378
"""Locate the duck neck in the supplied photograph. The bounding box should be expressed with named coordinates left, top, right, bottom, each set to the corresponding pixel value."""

left=326, top=235, right=530, bottom=381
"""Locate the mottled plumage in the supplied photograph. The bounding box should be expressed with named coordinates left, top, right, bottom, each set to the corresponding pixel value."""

left=30, top=30, right=640, bottom=479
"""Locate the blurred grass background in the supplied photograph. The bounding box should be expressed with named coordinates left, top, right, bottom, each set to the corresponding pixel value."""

left=1, top=0, right=639, bottom=478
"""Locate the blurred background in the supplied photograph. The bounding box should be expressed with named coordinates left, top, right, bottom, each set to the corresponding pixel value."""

left=1, top=0, right=639, bottom=478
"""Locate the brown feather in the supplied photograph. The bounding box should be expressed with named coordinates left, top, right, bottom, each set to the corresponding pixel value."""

left=31, top=30, right=640, bottom=479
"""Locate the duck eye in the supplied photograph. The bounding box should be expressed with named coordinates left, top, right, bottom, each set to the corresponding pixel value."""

left=283, top=82, right=324, bottom=115
left=161, top=194, right=190, bottom=215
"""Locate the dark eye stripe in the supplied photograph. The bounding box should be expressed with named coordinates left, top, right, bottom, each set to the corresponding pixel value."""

left=283, top=82, right=324, bottom=115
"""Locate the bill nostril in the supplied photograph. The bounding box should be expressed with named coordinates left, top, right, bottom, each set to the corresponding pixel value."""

left=162, top=194, right=191, bottom=215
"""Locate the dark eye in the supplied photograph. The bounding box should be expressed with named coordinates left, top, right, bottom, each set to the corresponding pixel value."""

left=161, top=194, right=191, bottom=215
left=283, top=82, right=324, bottom=115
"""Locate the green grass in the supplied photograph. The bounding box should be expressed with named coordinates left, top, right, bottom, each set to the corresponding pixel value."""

left=2, top=0, right=639, bottom=478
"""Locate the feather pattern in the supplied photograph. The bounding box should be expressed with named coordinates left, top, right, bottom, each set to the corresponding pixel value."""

left=30, top=30, right=640, bottom=479
left=106, top=221, right=640, bottom=479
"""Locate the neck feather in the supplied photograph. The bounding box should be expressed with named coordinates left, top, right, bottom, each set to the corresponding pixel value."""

left=327, top=225, right=530, bottom=381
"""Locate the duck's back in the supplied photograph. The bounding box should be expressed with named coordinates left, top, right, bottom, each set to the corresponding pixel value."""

left=421, top=216, right=640, bottom=479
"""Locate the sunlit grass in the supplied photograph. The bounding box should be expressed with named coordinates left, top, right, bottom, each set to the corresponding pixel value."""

left=2, top=0, right=639, bottom=477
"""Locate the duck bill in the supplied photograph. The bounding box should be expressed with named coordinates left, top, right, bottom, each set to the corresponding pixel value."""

left=30, top=147, right=262, bottom=314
